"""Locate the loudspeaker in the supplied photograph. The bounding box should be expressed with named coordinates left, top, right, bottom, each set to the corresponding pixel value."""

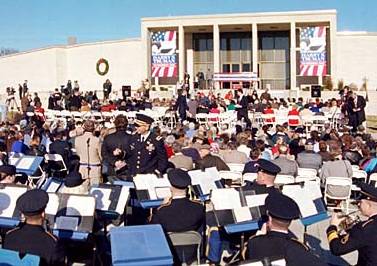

left=311, top=85, right=321, bottom=98
left=122, top=85, right=131, bottom=99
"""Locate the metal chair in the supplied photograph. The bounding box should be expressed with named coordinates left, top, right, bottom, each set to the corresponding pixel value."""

left=167, top=231, right=202, bottom=265
left=324, top=176, right=353, bottom=214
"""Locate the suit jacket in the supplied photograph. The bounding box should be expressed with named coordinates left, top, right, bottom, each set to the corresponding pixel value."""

left=220, top=150, right=248, bottom=164
left=273, top=156, right=298, bottom=177
left=175, top=95, right=188, bottom=115
left=296, top=151, right=322, bottom=170
left=196, top=154, right=230, bottom=171
left=74, top=132, right=102, bottom=164
left=49, top=139, right=72, bottom=165
left=169, top=153, right=194, bottom=170
left=347, top=95, right=366, bottom=128
left=101, top=129, right=131, bottom=167
left=236, top=95, right=249, bottom=115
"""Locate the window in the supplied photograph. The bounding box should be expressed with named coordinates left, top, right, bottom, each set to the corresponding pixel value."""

left=242, top=63, right=251, bottom=72
left=232, top=64, right=240, bottom=72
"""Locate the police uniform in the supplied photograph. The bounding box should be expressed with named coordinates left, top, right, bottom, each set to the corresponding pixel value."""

left=126, top=114, right=168, bottom=177
left=246, top=192, right=326, bottom=266
left=150, top=169, right=205, bottom=265
left=3, top=189, right=65, bottom=265
left=326, top=182, right=377, bottom=266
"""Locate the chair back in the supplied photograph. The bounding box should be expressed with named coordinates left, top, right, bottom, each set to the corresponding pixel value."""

left=369, top=173, right=377, bottom=187
left=298, top=168, right=317, bottom=178
left=243, top=173, right=257, bottom=183
left=227, top=163, right=245, bottom=173
left=324, top=176, right=352, bottom=200
left=167, top=231, right=202, bottom=265
left=219, top=171, right=243, bottom=181
left=274, top=174, right=295, bottom=185
left=352, top=169, right=367, bottom=182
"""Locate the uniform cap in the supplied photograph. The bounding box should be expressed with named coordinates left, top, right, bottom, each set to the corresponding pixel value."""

left=64, top=171, right=84, bottom=188
left=0, top=165, right=16, bottom=176
left=265, top=192, right=300, bottom=220
left=135, top=114, right=154, bottom=126
left=357, top=181, right=377, bottom=201
left=167, top=168, right=191, bottom=189
left=16, top=189, right=49, bottom=216
left=256, top=159, right=281, bottom=176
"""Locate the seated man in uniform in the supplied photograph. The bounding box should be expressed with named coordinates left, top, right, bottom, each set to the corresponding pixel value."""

left=246, top=192, right=326, bottom=265
left=327, top=181, right=377, bottom=265
left=206, top=159, right=281, bottom=265
left=150, top=168, right=205, bottom=265
left=3, top=189, right=65, bottom=265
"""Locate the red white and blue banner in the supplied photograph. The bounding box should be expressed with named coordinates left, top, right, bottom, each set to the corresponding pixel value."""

left=299, top=26, right=327, bottom=76
left=151, top=31, right=177, bottom=77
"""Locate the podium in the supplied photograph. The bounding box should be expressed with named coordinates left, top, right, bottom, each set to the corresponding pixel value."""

left=110, top=224, right=173, bottom=266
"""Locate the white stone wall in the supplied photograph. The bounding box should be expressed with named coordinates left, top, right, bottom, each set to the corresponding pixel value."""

left=335, top=33, right=377, bottom=91
left=0, top=39, right=143, bottom=105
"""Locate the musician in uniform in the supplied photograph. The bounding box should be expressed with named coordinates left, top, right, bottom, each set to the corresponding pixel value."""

left=126, top=114, right=168, bottom=177
left=3, top=189, right=65, bottom=265
left=206, top=159, right=281, bottom=265
left=245, top=192, right=326, bottom=265
left=150, top=168, right=205, bottom=264
left=326, top=181, right=377, bottom=265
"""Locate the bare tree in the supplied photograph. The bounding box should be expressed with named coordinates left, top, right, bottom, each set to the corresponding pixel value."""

left=0, top=47, right=19, bottom=56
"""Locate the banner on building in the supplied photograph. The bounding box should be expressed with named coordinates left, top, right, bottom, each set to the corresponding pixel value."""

left=299, top=26, right=327, bottom=76
left=151, top=31, right=177, bottom=77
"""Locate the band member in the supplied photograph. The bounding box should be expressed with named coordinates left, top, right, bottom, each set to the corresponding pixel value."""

left=327, top=182, right=377, bottom=265
left=3, top=189, right=65, bottom=265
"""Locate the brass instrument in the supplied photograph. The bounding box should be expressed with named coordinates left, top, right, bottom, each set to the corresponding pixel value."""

left=338, top=210, right=362, bottom=232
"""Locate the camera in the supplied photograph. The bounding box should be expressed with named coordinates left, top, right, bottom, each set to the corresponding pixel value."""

left=6, top=87, right=15, bottom=96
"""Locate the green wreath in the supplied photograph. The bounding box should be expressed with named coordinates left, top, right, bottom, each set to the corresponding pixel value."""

left=96, top=58, right=109, bottom=76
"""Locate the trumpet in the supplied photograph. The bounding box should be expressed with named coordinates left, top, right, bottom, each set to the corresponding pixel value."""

left=337, top=210, right=362, bottom=232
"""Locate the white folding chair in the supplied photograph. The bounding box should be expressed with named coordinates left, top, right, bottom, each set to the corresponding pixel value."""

left=195, top=113, right=208, bottom=126
left=167, top=231, right=202, bottom=265
left=227, top=163, right=245, bottom=173
left=324, top=176, right=353, bottom=214
left=352, top=165, right=360, bottom=171
left=352, top=169, right=367, bottom=182
left=369, top=173, right=377, bottom=187
left=219, top=171, right=243, bottom=182
left=275, top=174, right=295, bottom=185
left=297, top=168, right=317, bottom=179
left=207, top=113, right=220, bottom=128
left=261, top=113, right=276, bottom=127
left=44, top=154, right=67, bottom=173
left=243, top=173, right=257, bottom=183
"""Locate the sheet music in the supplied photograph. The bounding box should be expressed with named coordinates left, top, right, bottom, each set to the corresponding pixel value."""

left=205, top=167, right=220, bottom=180
left=90, top=187, right=112, bottom=210
left=233, top=207, right=252, bottom=223
left=55, top=216, right=78, bottom=231
left=46, top=180, right=61, bottom=193
left=0, top=186, right=28, bottom=217
left=116, top=186, right=130, bottom=213
left=66, top=195, right=95, bottom=216
left=189, top=169, right=218, bottom=195
left=211, top=189, right=241, bottom=210
left=16, top=157, right=34, bottom=169
left=155, top=187, right=171, bottom=199
left=134, top=174, right=171, bottom=200
left=133, top=175, right=151, bottom=190
left=45, top=193, right=60, bottom=215
left=283, top=184, right=318, bottom=218
left=245, top=194, right=268, bottom=208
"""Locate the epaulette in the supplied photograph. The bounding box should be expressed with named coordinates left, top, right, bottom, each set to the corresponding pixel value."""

left=362, top=219, right=374, bottom=228
left=290, top=238, right=309, bottom=251
left=46, top=231, right=58, bottom=242
left=157, top=198, right=172, bottom=210
left=6, top=227, right=20, bottom=235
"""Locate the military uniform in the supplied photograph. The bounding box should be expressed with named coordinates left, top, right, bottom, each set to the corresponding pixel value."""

left=326, top=182, right=377, bottom=266
left=3, top=189, right=65, bottom=265
left=246, top=192, right=326, bottom=266
left=126, top=132, right=168, bottom=176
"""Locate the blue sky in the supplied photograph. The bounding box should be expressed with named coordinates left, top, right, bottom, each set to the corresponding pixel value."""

left=0, top=0, right=376, bottom=51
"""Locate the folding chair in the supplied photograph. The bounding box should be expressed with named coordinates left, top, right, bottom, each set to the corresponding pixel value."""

left=274, top=174, right=295, bottom=185
left=227, top=163, right=245, bottom=173
left=167, top=231, right=202, bottom=265
left=324, top=176, right=353, bottom=214
left=219, top=171, right=243, bottom=186
left=195, top=113, right=208, bottom=127
left=369, top=173, right=377, bottom=187
left=243, top=173, right=257, bottom=183
left=44, top=154, right=67, bottom=177
left=352, top=169, right=367, bottom=182
left=296, top=168, right=318, bottom=182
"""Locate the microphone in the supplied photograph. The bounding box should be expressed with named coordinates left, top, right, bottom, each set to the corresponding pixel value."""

left=87, top=138, right=90, bottom=145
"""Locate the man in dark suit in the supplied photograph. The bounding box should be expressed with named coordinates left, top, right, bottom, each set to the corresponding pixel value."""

left=3, top=189, right=65, bottom=265
left=101, top=115, right=131, bottom=177
left=126, top=114, right=168, bottom=177
left=245, top=192, right=326, bottom=265
left=49, top=129, right=72, bottom=167
left=150, top=168, right=205, bottom=265
left=175, top=89, right=188, bottom=123
left=347, top=91, right=366, bottom=132
left=236, top=89, right=251, bottom=128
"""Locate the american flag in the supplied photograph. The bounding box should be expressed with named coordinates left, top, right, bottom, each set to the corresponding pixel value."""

left=151, top=31, right=177, bottom=77
left=299, top=26, right=327, bottom=76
